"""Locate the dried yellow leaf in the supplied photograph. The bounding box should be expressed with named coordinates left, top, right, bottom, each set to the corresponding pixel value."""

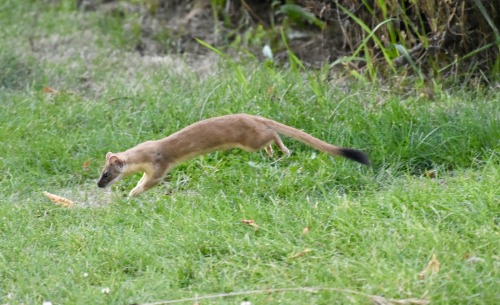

left=43, top=191, right=74, bottom=208
left=240, top=219, right=260, bottom=230
left=290, top=248, right=312, bottom=259
left=82, top=159, right=91, bottom=171
left=418, top=253, right=440, bottom=279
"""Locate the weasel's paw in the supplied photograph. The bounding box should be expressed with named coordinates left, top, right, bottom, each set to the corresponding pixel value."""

left=264, top=145, right=274, bottom=157
left=129, top=187, right=143, bottom=197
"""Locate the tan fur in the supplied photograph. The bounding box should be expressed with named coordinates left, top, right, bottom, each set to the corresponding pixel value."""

left=97, top=113, right=369, bottom=197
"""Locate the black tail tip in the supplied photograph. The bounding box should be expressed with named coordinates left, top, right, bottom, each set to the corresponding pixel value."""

left=339, top=148, right=370, bottom=166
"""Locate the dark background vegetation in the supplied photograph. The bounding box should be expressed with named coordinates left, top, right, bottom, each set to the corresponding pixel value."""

left=77, top=0, right=500, bottom=83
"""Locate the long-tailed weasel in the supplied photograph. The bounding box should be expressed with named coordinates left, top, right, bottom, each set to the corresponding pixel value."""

left=97, top=113, right=369, bottom=197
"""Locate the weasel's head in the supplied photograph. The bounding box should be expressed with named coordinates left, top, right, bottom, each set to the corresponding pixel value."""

left=97, top=152, right=125, bottom=188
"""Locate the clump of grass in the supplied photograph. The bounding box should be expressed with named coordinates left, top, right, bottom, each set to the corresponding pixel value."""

left=0, top=51, right=44, bottom=90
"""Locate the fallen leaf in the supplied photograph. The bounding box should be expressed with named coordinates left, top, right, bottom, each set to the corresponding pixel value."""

left=425, top=170, right=437, bottom=179
left=429, top=253, right=440, bottom=273
left=267, top=86, right=275, bottom=96
left=43, top=86, right=58, bottom=94
left=82, top=159, right=91, bottom=171
left=43, top=191, right=74, bottom=208
left=240, top=219, right=259, bottom=230
left=290, top=248, right=312, bottom=259
left=418, top=253, right=440, bottom=279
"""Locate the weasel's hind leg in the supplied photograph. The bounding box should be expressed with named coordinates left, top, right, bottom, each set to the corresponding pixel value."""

left=273, top=133, right=290, bottom=156
left=249, top=130, right=288, bottom=157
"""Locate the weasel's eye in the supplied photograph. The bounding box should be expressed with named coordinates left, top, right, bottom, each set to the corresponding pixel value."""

left=103, top=172, right=109, bottom=178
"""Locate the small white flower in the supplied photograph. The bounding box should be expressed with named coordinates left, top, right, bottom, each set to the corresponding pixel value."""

left=83, top=272, right=89, bottom=277
left=262, top=45, right=273, bottom=61
left=241, top=302, right=252, bottom=305
left=43, top=301, right=53, bottom=305
left=101, top=287, right=110, bottom=294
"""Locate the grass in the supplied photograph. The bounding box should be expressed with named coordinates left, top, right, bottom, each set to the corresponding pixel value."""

left=0, top=1, right=499, bottom=304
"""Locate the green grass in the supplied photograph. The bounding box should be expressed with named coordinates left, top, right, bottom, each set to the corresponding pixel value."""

left=0, top=1, right=499, bottom=304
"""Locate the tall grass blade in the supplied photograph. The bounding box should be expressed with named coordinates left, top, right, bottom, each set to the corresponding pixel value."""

left=280, top=27, right=306, bottom=72
left=472, top=0, right=500, bottom=75
left=195, top=37, right=247, bottom=86
left=337, top=4, right=396, bottom=73
left=394, top=43, right=424, bottom=79
left=195, top=37, right=226, bottom=58
left=329, top=56, right=366, bottom=69
left=439, top=39, right=500, bottom=74
left=279, top=4, right=326, bottom=29
left=472, top=0, right=500, bottom=39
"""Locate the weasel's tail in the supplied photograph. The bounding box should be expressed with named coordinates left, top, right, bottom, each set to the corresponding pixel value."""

left=266, top=119, right=370, bottom=166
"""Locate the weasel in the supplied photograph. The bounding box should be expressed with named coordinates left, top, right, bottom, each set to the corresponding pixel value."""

left=97, top=114, right=369, bottom=197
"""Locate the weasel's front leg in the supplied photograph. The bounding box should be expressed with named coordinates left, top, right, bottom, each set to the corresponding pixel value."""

left=129, top=173, right=163, bottom=197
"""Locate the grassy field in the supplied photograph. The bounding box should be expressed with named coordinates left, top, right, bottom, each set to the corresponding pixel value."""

left=0, top=1, right=499, bottom=305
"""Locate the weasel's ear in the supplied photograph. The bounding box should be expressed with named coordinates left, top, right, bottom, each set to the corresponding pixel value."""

left=106, top=152, right=114, bottom=160
left=109, top=155, right=124, bottom=167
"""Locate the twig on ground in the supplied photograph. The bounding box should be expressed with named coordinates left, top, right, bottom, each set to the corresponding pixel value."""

left=135, top=287, right=429, bottom=305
